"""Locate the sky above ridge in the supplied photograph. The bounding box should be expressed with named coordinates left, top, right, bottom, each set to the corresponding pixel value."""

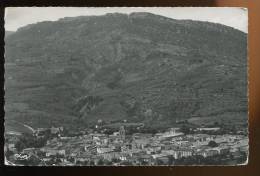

left=5, top=7, right=248, bottom=33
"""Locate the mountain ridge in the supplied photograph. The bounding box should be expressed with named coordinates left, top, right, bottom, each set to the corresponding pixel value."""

left=4, top=12, right=247, bottom=130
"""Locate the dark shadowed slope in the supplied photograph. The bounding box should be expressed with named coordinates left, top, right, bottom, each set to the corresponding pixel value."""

left=4, top=12, right=247, bottom=129
left=5, top=31, right=15, bottom=38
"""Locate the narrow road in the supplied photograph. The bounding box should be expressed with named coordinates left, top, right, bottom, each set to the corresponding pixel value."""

left=22, top=123, right=35, bottom=133
left=8, top=120, right=35, bottom=133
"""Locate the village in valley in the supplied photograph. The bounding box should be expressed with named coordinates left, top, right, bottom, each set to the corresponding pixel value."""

left=4, top=8, right=248, bottom=166
left=4, top=119, right=248, bottom=166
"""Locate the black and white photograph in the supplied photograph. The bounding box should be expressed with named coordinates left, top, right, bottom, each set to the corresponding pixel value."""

left=4, top=7, right=248, bottom=166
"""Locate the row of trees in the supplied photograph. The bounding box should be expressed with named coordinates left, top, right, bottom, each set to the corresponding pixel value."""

left=15, top=133, right=48, bottom=152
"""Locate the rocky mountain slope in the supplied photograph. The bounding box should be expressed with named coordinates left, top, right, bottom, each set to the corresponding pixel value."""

left=4, top=12, right=248, bottom=129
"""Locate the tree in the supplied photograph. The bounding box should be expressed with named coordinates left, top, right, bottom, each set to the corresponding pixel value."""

left=103, top=159, right=112, bottom=165
left=15, top=133, right=47, bottom=151
left=156, top=159, right=164, bottom=165
left=168, top=155, right=175, bottom=165
left=5, top=149, right=14, bottom=159
left=180, top=125, right=191, bottom=135
left=15, top=140, right=26, bottom=152
left=214, top=121, right=220, bottom=126
left=111, top=158, right=120, bottom=163
left=208, top=141, right=218, bottom=147
left=36, top=150, right=46, bottom=158
left=27, top=155, right=41, bottom=165
left=89, top=160, right=95, bottom=165
left=121, top=160, right=132, bottom=165
left=97, top=159, right=104, bottom=165
left=238, top=151, right=247, bottom=164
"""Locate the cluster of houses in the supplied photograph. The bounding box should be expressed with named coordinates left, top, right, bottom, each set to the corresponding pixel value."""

left=5, top=126, right=248, bottom=165
left=33, top=126, right=64, bottom=137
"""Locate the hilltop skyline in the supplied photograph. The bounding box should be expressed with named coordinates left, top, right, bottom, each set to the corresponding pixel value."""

left=5, top=7, right=248, bottom=33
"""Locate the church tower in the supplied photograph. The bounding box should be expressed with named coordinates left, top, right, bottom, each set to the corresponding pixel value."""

left=119, top=126, right=126, bottom=140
